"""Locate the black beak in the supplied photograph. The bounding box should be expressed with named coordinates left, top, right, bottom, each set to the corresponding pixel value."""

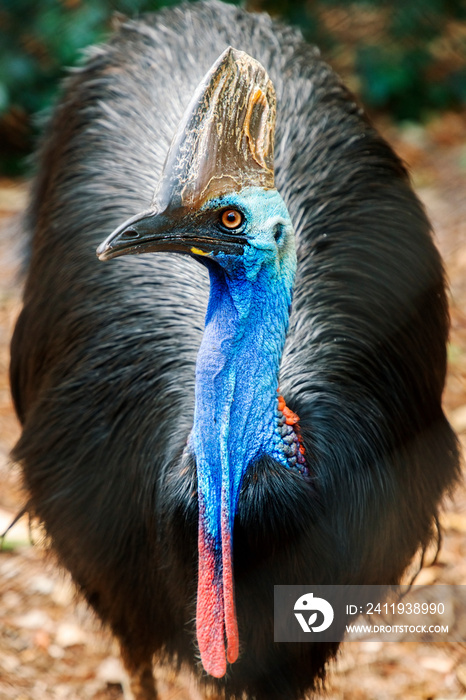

left=96, top=208, right=246, bottom=261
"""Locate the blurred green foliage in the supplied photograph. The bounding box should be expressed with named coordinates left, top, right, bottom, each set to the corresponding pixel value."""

left=0, top=0, right=465, bottom=174
left=352, top=0, right=466, bottom=119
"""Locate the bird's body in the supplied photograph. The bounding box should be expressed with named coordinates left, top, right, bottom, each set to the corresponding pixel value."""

left=10, top=2, right=460, bottom=698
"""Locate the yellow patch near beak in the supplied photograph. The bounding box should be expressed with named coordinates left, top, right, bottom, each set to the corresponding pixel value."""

left=191, top=247, right=210, bottom=256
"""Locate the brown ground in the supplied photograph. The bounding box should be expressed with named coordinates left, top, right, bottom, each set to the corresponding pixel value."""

left=0, top=113, right=465, bottom=700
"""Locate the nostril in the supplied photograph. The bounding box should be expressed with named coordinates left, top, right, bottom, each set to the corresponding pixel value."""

left=121, top=227, right=140, bottom=239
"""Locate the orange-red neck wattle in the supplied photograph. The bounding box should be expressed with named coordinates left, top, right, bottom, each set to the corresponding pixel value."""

left=196, top=503, right=239, bottom=678
left=277, top=394, right=300, bottom=426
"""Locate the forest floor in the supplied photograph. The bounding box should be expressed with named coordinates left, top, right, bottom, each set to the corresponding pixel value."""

left=0, top=112, right=465, bottom=700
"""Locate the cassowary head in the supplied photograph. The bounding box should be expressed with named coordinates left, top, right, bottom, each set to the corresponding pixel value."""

left=97, top=47, right=295, bottom=282
left=97, top=47, right=298, bottom=678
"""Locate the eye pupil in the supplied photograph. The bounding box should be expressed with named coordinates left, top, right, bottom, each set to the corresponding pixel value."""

left=221, top=209, right=243, bottom=230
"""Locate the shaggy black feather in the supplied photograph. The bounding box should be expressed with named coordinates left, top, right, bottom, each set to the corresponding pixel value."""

left=10, top=1, right=460, bottom=698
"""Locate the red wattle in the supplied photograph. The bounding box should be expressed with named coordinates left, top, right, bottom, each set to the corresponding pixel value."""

left=221, top=514, right=239, bottom=664
left=196, top=521, right=227, bottom=678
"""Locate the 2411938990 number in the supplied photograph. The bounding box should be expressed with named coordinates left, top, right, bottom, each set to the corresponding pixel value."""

left=363, top=602, right=445, bottom=615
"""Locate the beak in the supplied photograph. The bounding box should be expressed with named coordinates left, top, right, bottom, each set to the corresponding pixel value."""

left=96, top=207, right=246, bottom=261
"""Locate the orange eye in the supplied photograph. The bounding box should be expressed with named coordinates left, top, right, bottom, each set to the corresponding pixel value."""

left=220, top=209, right=243, bottom=230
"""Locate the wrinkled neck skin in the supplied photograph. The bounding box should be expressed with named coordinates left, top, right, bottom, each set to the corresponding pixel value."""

left=194, top=258, right=295, bottom=521
left=191, top=187, right=297, bottom=678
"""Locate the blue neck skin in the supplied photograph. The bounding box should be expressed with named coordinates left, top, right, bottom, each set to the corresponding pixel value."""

left=191, top=187, right=297, bottom=541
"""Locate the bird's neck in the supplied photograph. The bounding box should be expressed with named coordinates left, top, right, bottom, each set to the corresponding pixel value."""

left=192, top=254, right=297, bottom=677
left=192, top=259, right=295, bottom=521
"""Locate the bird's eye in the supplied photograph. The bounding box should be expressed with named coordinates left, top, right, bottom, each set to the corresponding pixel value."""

left=220, top=209, right=243, bottom=230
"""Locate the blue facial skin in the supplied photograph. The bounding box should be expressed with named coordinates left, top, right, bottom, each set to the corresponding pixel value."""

left=190, top=186, right=298, bottom=550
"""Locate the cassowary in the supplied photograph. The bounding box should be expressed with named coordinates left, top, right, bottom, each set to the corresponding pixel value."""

left=9, top=1, right=460, bottom=698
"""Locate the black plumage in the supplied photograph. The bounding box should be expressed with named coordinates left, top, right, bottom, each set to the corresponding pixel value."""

left=10, top=1, right=460, bottom=698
